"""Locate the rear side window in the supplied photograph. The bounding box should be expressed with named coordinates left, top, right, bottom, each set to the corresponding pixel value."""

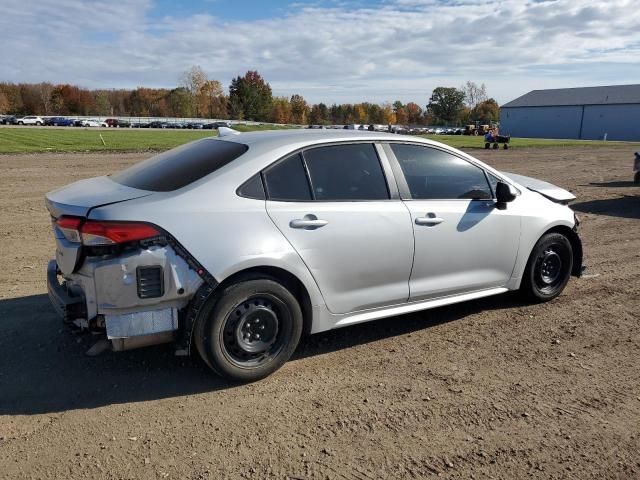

left=111, top=139, right=248, bottom=192
left=390, top=144, right=492, bottom=200
left=263, top=153, right=312, bottom=201
left=303, top=144, right=389, bottom=201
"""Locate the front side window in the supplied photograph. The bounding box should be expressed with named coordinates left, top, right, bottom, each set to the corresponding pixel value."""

left=303, top=143, right=389, bottom=201
left=390, top=144, right=492, bottom=200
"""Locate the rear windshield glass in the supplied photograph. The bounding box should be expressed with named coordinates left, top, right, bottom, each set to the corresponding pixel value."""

left=110, top=139, right=248, bottom=191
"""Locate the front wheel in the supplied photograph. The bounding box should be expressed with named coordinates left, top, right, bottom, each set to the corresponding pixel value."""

left=194, top=277, right=303, bottom=382
left=520, top=232, right=573, bottom=302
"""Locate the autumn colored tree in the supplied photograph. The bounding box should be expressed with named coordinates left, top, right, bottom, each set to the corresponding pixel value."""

left=405, top=102, right=423, bottom=125
left=270, top=97, right=292, bottom=124
left=354, top=104, right=368, bottom=124
left=427, top=87, right=465, bottom=124
left=228, top=71, right=273, bottom=121
left=289, top=94, right=308, bottom=124
left=199, top=80, right=227, bottom=119
left=0, top=91, right=9, bottom=114
left=380, top=103, right=396, bottom=124
left=393, top=101, right=408, bottom=125
left=462, top=81, right=488, bottom=108
left=167, top=87, right=193, bottom=117
left=309, top=103, right=329, bottom=124
left=471, top=98, right=500, bottom=123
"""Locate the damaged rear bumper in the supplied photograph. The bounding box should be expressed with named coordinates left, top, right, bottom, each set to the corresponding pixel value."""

left=46, top=243, right=207, bottom=352
left=47, top=259, right=87, bottom=322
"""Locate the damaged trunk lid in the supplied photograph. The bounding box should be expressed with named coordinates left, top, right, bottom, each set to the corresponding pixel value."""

left=46, top=176, right=152, bottom=275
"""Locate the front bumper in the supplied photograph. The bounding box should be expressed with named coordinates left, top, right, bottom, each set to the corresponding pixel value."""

left=47, top=260, right=87, bottom=323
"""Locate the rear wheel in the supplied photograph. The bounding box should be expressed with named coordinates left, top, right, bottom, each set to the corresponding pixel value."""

left=195, top=277, right=303, bottom=382
left=520, top=232, right=573, bottom=302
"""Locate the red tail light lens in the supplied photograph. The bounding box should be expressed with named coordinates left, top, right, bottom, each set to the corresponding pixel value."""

left=55, top=217, right=161, bottom=246
left=55, top=216, right=83, bottom=243
left=80, top=221, right=161, bottom=246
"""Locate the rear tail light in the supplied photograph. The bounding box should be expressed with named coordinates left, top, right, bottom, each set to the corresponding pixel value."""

left=56, top=216, right=83, bottom=243
left=55, top=216, right=161, bottom=246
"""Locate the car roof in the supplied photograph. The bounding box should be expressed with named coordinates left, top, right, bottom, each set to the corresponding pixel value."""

left=218, top=128, right=440, bottom=151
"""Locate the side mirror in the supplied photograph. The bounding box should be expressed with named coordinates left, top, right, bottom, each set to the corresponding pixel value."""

left=495, top=181, right=516, bottom=208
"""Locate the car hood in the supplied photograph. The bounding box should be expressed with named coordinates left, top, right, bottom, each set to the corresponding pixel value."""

left=503, top=172, right=576, bottom=204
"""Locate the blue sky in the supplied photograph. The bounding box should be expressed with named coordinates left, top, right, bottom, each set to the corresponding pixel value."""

left=2, top=0, right=639, bottom=105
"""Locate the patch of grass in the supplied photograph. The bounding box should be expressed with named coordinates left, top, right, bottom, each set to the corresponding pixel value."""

left=1, top=126, right=638, bottom=154
left=420, top=134, right=640, bottom=149
left=0, top=124, right=298, bottom=154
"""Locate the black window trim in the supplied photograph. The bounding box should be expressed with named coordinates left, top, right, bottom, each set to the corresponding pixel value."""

left=236, top=173, right=266, bottom=200
left=259, top=140, right=399, bottom=203
left=262, top=152, right=313, bottom=202
left=382, top=141, right=516, bottom=202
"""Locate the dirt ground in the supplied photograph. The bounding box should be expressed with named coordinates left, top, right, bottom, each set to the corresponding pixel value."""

left=0, top=145, right=638, bottom=479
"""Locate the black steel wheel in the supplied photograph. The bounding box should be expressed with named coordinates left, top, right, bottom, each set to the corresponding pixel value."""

left=521, top=232, right=573, bottom=302
left=221, top=295, right=288, bottom=367
left=195, top=276, right=303, bottom=382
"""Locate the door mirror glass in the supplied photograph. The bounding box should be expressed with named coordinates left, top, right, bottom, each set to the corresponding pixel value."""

left=496, top=181, right=516, bottom=204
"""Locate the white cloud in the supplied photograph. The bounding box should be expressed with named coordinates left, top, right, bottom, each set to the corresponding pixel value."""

left=1, top=0, right=639, bottom=104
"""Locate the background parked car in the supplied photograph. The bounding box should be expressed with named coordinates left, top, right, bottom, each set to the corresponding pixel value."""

left=149, top=121, right=169, bottom=129
left=45, top=117, right=74, bottom=127
left=17, top=116, right=44, bottom=125
left=0, top=115, right=18, bottom=125
left=202, top=121, right=231, bottom=130
left=101, top=118, right=119, bottom=128
left=79, top=119, right=100, bottom=127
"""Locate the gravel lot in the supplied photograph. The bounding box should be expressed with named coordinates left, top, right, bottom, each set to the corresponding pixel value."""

left=0, top=146, right=638, bottom=479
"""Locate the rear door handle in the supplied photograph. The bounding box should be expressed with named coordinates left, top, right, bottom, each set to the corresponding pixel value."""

left=415, top=215, right=444, bottom=226
left=290, top=215, right=328, bottom=230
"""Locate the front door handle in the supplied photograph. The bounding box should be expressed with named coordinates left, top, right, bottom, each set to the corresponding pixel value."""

left=290, top=215, right=328, bottom=230
left=415, top=215, right=444, bottom=226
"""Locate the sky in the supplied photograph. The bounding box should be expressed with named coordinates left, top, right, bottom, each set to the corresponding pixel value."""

left=1, top=0, right=640, bottom=105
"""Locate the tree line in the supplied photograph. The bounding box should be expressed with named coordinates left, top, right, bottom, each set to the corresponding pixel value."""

left=0, top=68, right=499, bottom=126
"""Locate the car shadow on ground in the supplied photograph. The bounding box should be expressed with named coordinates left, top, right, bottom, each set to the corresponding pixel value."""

left=572, top=195, right=640, bottom=220
left=0, top=292, right=530, bottom=416
left=583, top=181, right=638, bottom=188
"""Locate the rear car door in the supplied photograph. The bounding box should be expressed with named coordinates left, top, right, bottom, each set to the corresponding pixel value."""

left=265, top=143, right=414, bottom=314
left=385, top=143, right=521, bottom=301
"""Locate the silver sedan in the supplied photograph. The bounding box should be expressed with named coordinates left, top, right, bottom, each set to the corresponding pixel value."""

left=46, top=130, right=583, bottom=381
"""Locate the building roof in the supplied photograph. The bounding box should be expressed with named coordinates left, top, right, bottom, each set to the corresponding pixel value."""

left=502, top=84, right=640, bottom=108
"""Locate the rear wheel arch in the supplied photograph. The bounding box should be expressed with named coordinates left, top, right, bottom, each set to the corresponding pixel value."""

left=202, top=266, right=313, bottom=337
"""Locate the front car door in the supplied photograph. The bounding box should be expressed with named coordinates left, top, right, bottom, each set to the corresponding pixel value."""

left=265, top=142, right=414, bottom=314
left=384, top=143, right=521, bottom=301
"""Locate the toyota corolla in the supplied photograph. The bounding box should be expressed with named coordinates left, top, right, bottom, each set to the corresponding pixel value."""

left=46, top=129, right=583, bottom=381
